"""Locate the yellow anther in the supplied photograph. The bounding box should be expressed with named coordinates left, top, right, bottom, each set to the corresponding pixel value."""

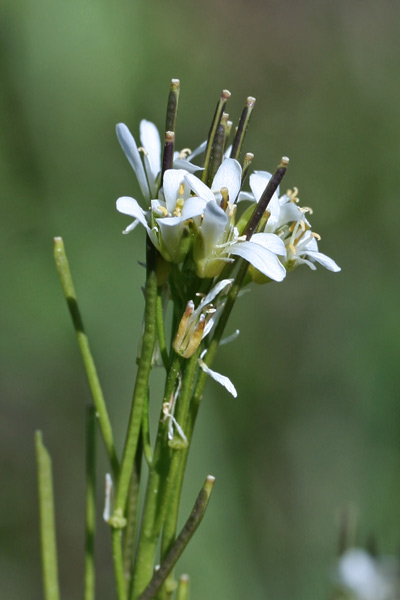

left=178, top=148, right=192, bottom=159
left=227, top=202, right=236, bottom=220
left=138, top=146, right=149, bottom=157
left=173, top=197, right=185, bottom=217
left=288, top=243, right=297, bottom=255
left=158, top=206, right=169, bottom=217
left=311, top=232, right=321, bottom=241
left=178, top=182, right=185, bottom=196
left=287, top=187, right=299, bottom=203
left=300, top=206, right=313, bottom=215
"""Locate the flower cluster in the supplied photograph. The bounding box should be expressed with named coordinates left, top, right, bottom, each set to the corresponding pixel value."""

left=116, top=95, right=340, bottom=284
left=115, top=82, right=340, bottom=396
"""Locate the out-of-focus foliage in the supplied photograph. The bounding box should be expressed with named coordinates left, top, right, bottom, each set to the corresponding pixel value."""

left=1, top=0, right=400, bottom=598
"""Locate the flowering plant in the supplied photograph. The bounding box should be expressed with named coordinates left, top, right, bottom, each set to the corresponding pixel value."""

left=36, top=79, right=340, bottom=600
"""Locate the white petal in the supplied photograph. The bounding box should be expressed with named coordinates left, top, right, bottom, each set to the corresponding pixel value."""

left=230, top=240, right=286, bottom=282
left=305, top=250, right=341, bottom=272
left=201, top=201, right=229, bottom=251
left=251, top=232, right=287, bottom=256
left=142, top=150, right=158, bottom=198
left=198, top=357, right=237, bottom=398
left=249, top=171, right=271, bottom=200
left=186, top=140, right=207, bottom=161
left=237, top=191, right=255, bottom=203
left=181, top=196, right=207, bottom=218
left=212, top=158, right=242, bottom=203
left=199, top=278, right=233, bottom=308
left=140, top=119, right=161, bottom=177
left=116, top=123, right=150, bottom=200
left=173, top=158, right=203, bottom=173
left=184, top=173, right=215, bottom=203
left=163, top=169, right=188, bottom=213
left=116, top=196, right=150, bottom=231
left=220, top=329, right=240, bottom=345
left=250, top=171, right=280, bottom=207
left=103, top=473, right=113, bottom=522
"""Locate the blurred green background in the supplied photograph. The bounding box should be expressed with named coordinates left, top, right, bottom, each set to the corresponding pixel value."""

left=2, top=0, right=400, bottom=598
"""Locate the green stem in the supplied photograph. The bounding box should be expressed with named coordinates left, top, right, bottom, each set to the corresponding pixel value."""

left=156, top=288, right=169, bottom=370
left=157, top=354, right=199, bottom=599
left=130, top=354, right=182, bottom=600
left=111, top=240, right=158, bottom=527
left=202, top=90, right=231, bottom=186
left=176, top=575, right=190, bottom=600
left=84, top=407, right=96, bottom=600
left=53, top=237, right=119, bottom=478
left=112, top=529, right=127, bottom=600
left=137, top=476, right=215, bottom=600
left=35, top=431, right=60, bottom=600
left=123, top=441, right=142, bottom=585
left=161, top=353, right=199, bottom=556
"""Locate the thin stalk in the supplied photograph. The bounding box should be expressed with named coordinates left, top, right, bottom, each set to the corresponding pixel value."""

left=160, top=353, right=199, bottom=557
left=84, top=407, right=97, bottom=600
left=35, top=431, right=60, bottom=600
left=112, top=529, right=127, bottom=600
left=156, top=288, right=169, bottom=369
left=137, top=476, right=215, bottom=600
left=176, top=575, right=190, bottom=600
left=207, top=112, right=230, bottom=184
left=230, top=97, right=256, bottom=161
left=161, top=131, right=175, bottom=180
left=243, top=157, right=289, bottom=240
left=130, top=354, right=182, bottom=600
left=202, top=90, right=231, bottom=186
left=141, top=390, right=153, bottom=466
left=123, top=441, right=143, bottom=583
left=111, top=239, right=158, bottom=527
left=53, top=237, right=119, bottom=478
left=165, top=79, right=180, bottom=135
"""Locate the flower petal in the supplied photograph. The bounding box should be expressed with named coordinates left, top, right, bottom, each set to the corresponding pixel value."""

left=116, top=196, right=150, bottom=232
left=212, top=158, right=242, bottom=203
left=140, top=119, right=161, bottom=178
left=163, top=169, right=189, bottom=213
left=116, top=123, right=150, bottom=200
left=201, top=201, right=230, bottom=252
left=184, top=173, right=215, bottom=203
left=230, top=240, right=286, bottom=282
left=198, top=356, right=237, bottom=398
left=250, top=232, right=287, bottom=256
left=305, top=250, right=341, bottom=272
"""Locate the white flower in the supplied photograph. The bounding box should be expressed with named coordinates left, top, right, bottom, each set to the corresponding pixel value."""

left=336, top=549, right=396, bottom=600
left=240, top=171, right=340, bottom=274
left=116, top=121, right=205, bottom=202
left=173, top=279, right=233, bottom=358
left=116, top=168, right=206, bottom=263
left=285, top=222, right=341, bottom=272
left=193, top=198, right=287, bottom=281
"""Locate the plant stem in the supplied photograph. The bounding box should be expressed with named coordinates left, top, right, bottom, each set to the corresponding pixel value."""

left=35, top=431, right=60, bottom=600
left=123, top=441, right=142, bottom=585
left=112, top=529, right=127, bottom=600
left=84, top=407, right=96, bottom=600
left=111, top=240, right=158, bottom=527
left=137, top=476, right=215, bottom=600
left=202, top=90, right=231, bottom=186
left=176, top=575, right=190, bottom=600
left=53, top=237, right=119, bottom=478
left=130, top=354, right=182, bottom=599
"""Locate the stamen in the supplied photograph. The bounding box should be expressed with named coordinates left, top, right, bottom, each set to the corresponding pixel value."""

left=311, top=232, right=321, bottom=240
left=220, top=187, right=229, bottom=211
left=178, top=147, right=192, bottom=159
